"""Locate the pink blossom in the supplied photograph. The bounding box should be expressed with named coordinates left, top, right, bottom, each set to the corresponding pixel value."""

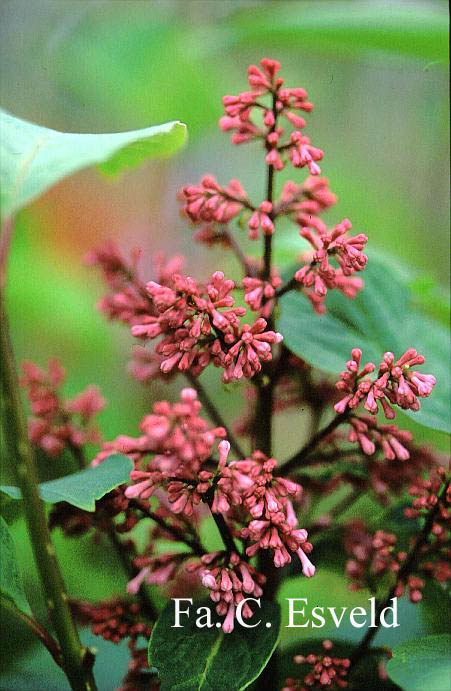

left=65, top=385, right=105, bottom=418
left=289, top=132, right=324, bottom=174
left=295, top=219, right=368, bottom=308
left=189, top=552, right=266, bottom=633
left=247, top=202, right=274, bottom=239
left=348, top=415, right=413, bottom=461
left=222, top=318, right=283, bottom=383
left=114, top=388, right=225, bottom=510
left=181, top=175, right=248, bottom=225
left=219, top=58, right=323, bottom=166
left=276, top=176, right=337, bottom=231
left=335, top=349, right=437, bottom=418
left=242, top=274, right=282, bottom=317
left=87, top=242, right=184, bottom=328
left=21, top=359, right=104, bottom=457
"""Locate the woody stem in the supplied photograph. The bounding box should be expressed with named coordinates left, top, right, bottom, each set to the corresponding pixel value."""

left=254, top=90, right=280, bottom=691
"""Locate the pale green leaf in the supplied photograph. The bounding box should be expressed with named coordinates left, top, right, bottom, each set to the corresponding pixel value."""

left=0, top=453, right=133, bottom=511
left=0, top=109, right=187, bottom=220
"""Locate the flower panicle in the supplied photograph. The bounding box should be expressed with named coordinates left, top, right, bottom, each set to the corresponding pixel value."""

left=282, top=640, right=350, bottom=690
left=130, top=270, right=283, bottom=382
left=220, top=58, right=323, bottom=176
left=21, top=358, right=105, bottom=457
left=187, top=551, right=266, bottom=633
left=334, top=348, right=437, bottom=418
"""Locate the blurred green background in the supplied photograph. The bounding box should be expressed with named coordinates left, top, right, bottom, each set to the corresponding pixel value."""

left=0, top=1, right=449, bottom=688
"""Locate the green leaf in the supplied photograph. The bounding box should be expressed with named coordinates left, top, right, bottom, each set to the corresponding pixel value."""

left=218, top=2, right=448, bottom=64
left=148, top=598, right=281, bottom=691
left=387, top=634, right=451, bottom=691
left=278, top=253, right=450, bottom=434
left=0, top=453, right=133, bottom=511
left=0, top=515, right=31, bottom=614
left=0, top=109, right=187, bottom=220
left=409, top=275, right=450, bottom=327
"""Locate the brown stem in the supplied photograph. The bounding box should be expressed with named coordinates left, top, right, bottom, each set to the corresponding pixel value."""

left=275, top=276, right=297, bottom=299
left=279, top=412, right=349, bottom=476
left=254, top=90, right=281, bottom=691
left=223, top=228, right=255, bottom=277
left=131, top=498, right=206, bottom=556
left=0, top=595, right=63, bottom=668
left=349, top=480, right=449, bottom=673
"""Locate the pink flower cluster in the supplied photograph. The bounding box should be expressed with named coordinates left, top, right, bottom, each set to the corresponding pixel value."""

left=220, top=58, right=323, bottom=175
left=97, top=387, right=224, bottom=488
left=181, top=175, right=248, bottom=226
left=347, top=415, right=412, bottom=460
left=87, top=242, right=184, bottom=328
left=130, top=270, right=282, bottom=381
left=127, top=553, right=183, bottom=595
left=276, top=177, right=337, bottom=231
left=21, top=359, right=105, bottom=456
left=242, top=274, right=282, bottom=318
left=214, top=449, right=315, bottom=574
left=365, top=445, right=436, bottom=504
left=406, top=466, right=450, bottom=518
left=187, top=552, right=266, bottom=633
left=294, top=219, right=367, bottom=313
left=72, top=598, right=151, bottom=645
left=335, top=348, right=436, bottom=418
left=283, top=641, right=350, bottom=690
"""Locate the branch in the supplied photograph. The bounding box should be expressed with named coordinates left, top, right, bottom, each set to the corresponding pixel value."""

left=262, top=92, right=277, bottom=283
left=222, top=227, right=256, bottom=277
left=349, top=480, right=449, bottom=673
left=131, top=498, right=206, bottom=556
left=0, top=596, right=63, bottom=668
left=275, top=276, right=297, bottom=299
left=279, top=412, right=349, bottom=476
left=0, top=291, right=98, bottom=691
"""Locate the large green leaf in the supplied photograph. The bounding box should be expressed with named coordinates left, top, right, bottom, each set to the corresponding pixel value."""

left=0, top=109, right=187, bottom=220
left=278, top=254, right=450, bottom=434
left=149, top=598, right=281, bottom=691
left=218, top=2, right=448, bottom=64
left=0, top=454, right=133, bottom=511
left=387, top=634, right=451, bottom=691
left=0, top=515, right=31, bottom=614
